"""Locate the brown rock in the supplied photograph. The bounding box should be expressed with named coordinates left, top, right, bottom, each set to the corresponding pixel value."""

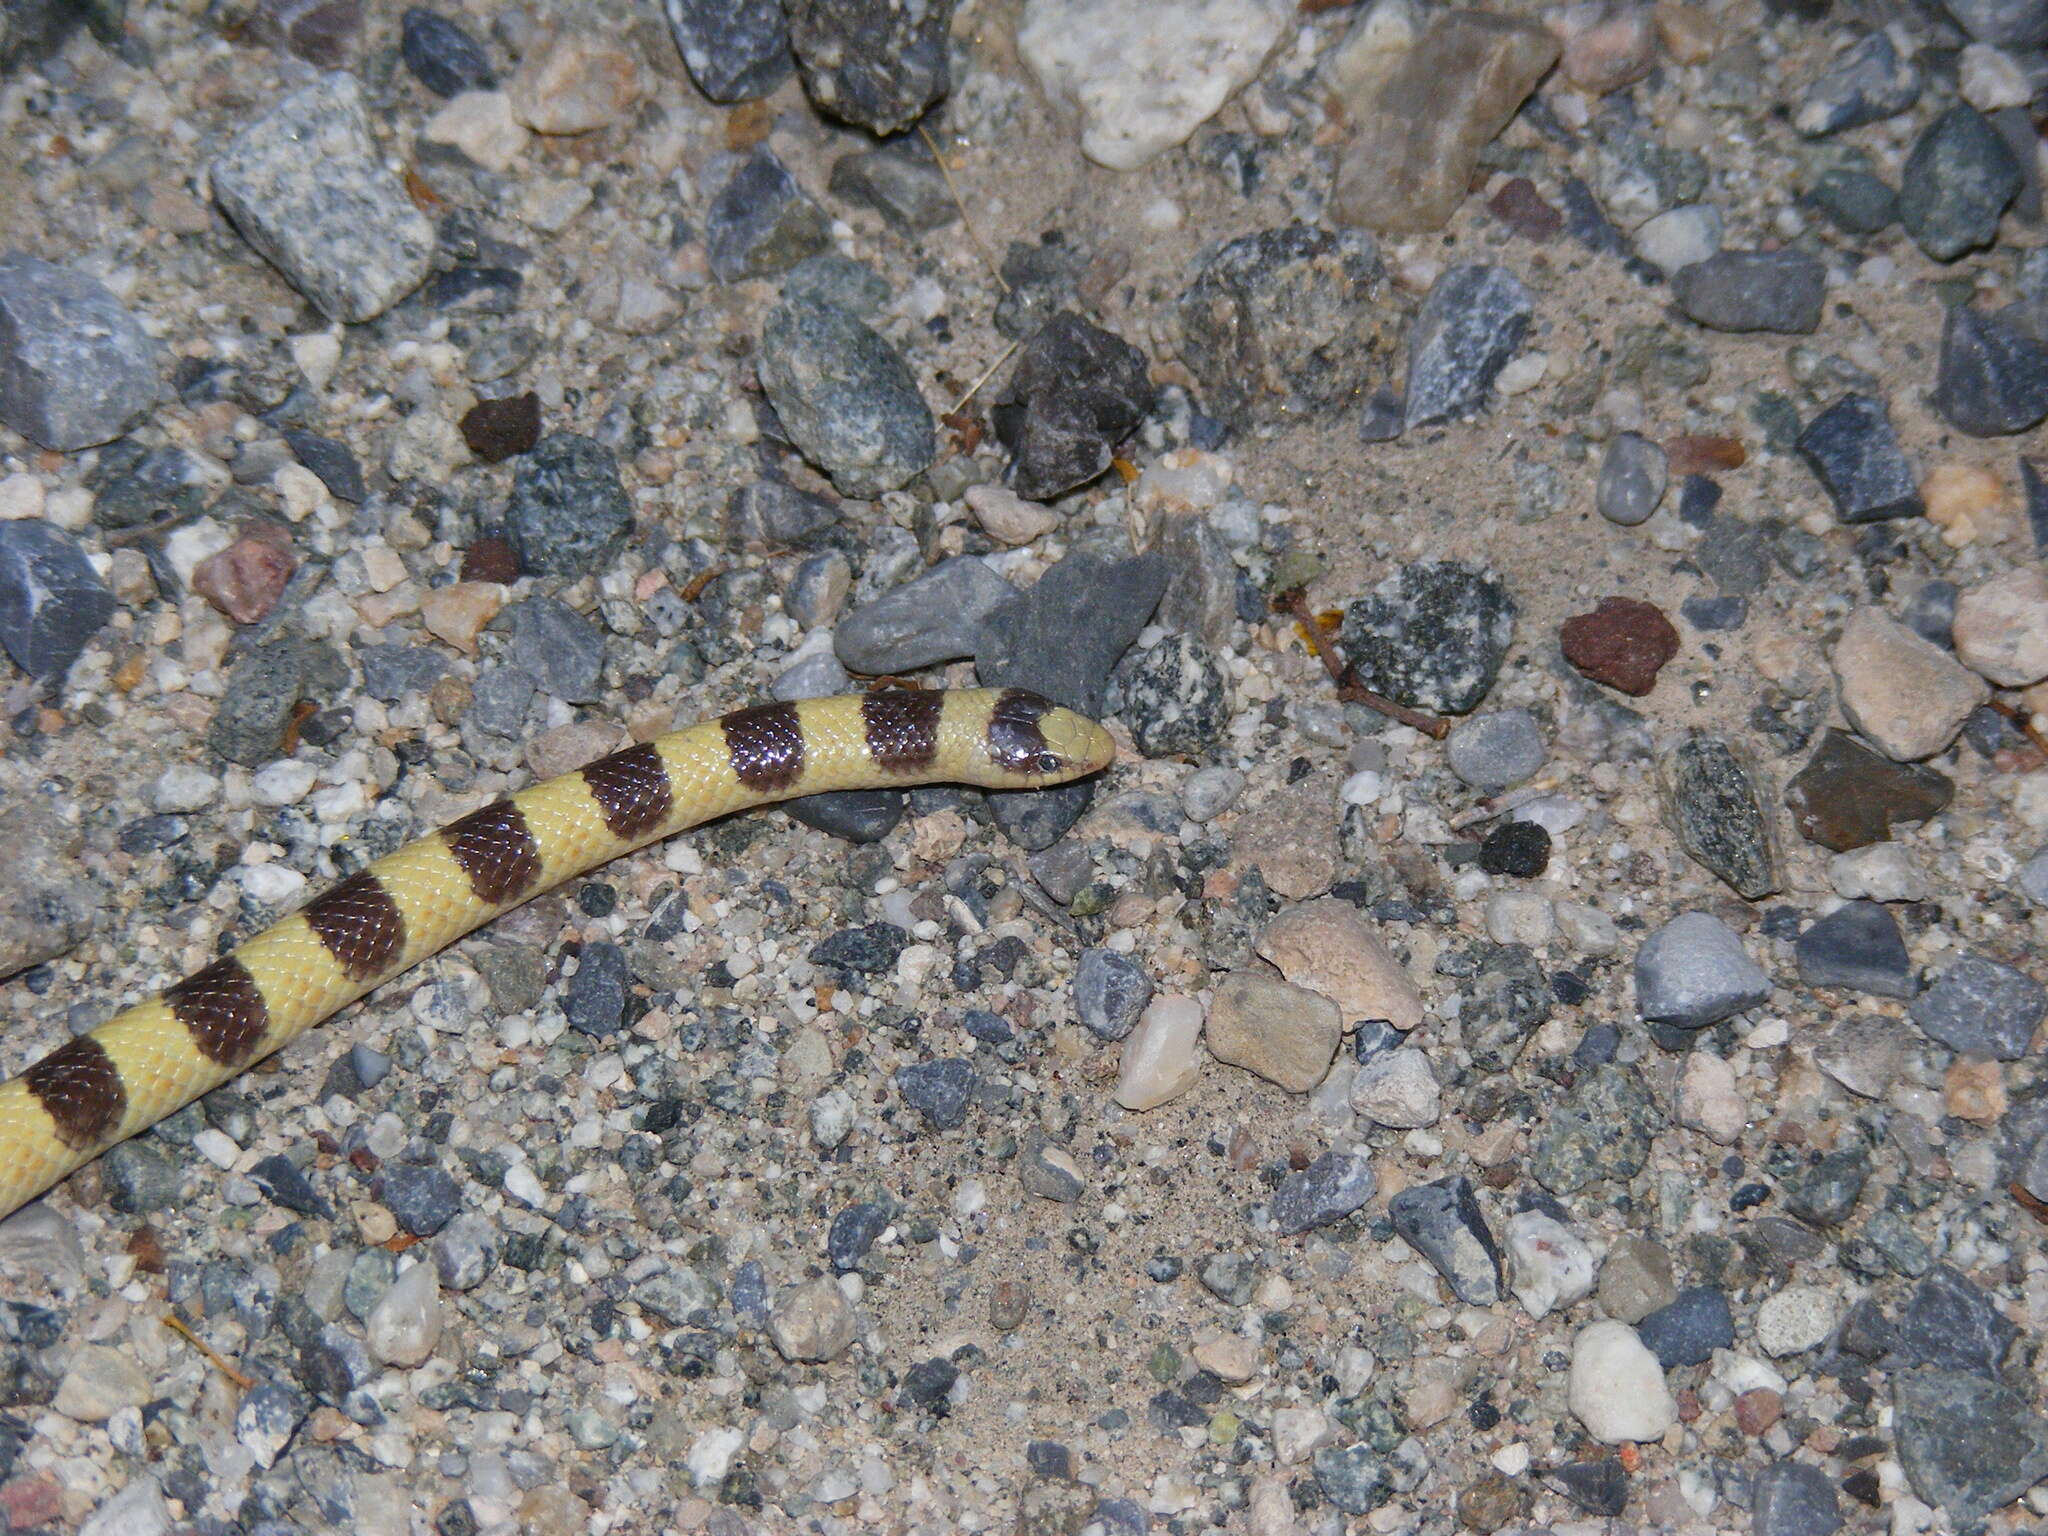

left=1456, top=1471, right=1531, bottom=1532
left=461, top=393, right=542, bottom=464
left=1560, top=596, right=1680, bottom=695
left=420, top=580, right=506, bottom=653
left=461, top=535, right=521, bottom=584
left=1733, top=1387, right=1783, bottom=1436
left=1255, top=897, right=1425, bottom=1029
left=1946, top=1056, right=2006, bottom=1126
left=1204, top=972, right=1342, bottom=1092
left=1784, top=731, right=1953, bottom=852
left=1832, top=608, right=1987, bottom=761
left=193, top=519, right=297, bottom=625
left=1557, top=3, right=1659, bottom=95
left=509, top=32, right=641, bottom=134
left=1664, top=434, right=1746, bottom=475
left=1953, top=566, right=2048, bottom=687
left=1331, top=12, right=1559, bottom=235
left=1487, top=177, right=1563, bottom=241
left=1228, top=775, right=1341, bottom=899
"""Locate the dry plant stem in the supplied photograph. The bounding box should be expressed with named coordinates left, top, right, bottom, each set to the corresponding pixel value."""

left=918, top=124, right=1008, bottom=294
left=1989, top=696, right=2048, bottom=758
left=949, top=337, right=1022, bottom=417
left=1276, top=589, right=1450, bottom=739
left=165, top=1312, right=256, bottom=1389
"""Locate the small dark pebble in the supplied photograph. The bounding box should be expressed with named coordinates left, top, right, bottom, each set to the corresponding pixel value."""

left=461, top=393, right=542, bottom=463
left=1478, top=820, right=1549, bottom=877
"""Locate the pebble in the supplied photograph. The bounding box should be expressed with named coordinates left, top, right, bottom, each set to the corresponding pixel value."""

left=1074, top=948, right=1152, bottom=1041
left=769, top=1277, right=856, bottom=1362
left=431, top=1212, right=500, bottom=1291
left=1254, top=897, right=1424, bottom=1029
left=1898, top=104, right=2022, bottom=263
left=1786, top=730, right=1953, bottom=851
left=705, top=147, right=830, bottom=283
left=211, top=74, right=435, bottom=323
left=1504, top=1208, right=1595, bottom=1319
left=1597, top=1234, right=1677, bottom=1324
left=235, top=1379, right=311, bottom=1470
left=1111, top=633, right=1228, bottom=757
left=896, top=1058, right=977, bottom=1130
left=1269, top=1148, right=1377, bottom=1236
left=0, top=254, right=159, bottom=451
left=1677, top=1049, right=1747, bottom=1144
left=1898, top=1265, right=2018, bottom=1373
left=508, top=33, right=640, bottom=134
left=829, top=142, right=957, bottom=233
left=1909, top=951, right=2044, bottom=1059
left=1403, top=264, right=1534, bottom=428
left=193, top=519, right=296, bottom=625
left=381, top=1164, right=461, bottom=1237
left=79, top=1476, right=172, bottom=1536
left=1795, top=901, right=1914, bottom=998
left=1180, top=765, right=1244, bottom=822
left=281, top=427, right=365, bottom=502
left=401, top=7, right=496, bottom=95
left=1595, top=432, right=1669, bottom=526
left=1757, top=1285, right=1838, bottom=1357
left=55, top=1344, right=151, bottom=1421
left=835, top=556, right=1015, bottom=675
left=1559, top=595, right=1679, bottom=695
left=2020, top=847, right=2048, bottom=908
left=1175, top=224, right=1386, bottom=428
left=1665, top=734, right=1776, bottom=898
left=1787, top=1146, right=1871, bottom=1227
left=1794, top=31, right=1920, bottom=136
left=1933, top=304, right=2048, bottom=438
left=1954, top=565, right=2048, bottom=685
left=1553, top=1459, right=1630, bottom=1517
left=1750, top=1462, right=1843, bottom=1536
left=786, top=0, right=952, bottom=134
left=1113, top=994, right=1205, bottom=1111
left=1330, top=10, right=1559, bottom=234
left=1446, top=708, right=1546, bottom=792
left=1568, top=1321, right=1678, bottom=1444
left=1826, top=842, right=1925, bottom=904
left=1534, top=1062, right=1656, bottom=1193
left=1796, top=393, right=1922, bottom=524
left=1204, top=972, right=1341, bottom=1093
left=504, top=434, right=634, bottom=579
left=976, top=550, right=1165, bottom=747
left=1671, top=251, right=1825, bottom=335
left=996, top=313, right=1152, bottom=500
left=963, top=484, right=1058, bottom=546
left=1635, top=1287, right=1734, bottom=1368
left=1340, top=560, right=1514, bottom=714
left=662, top=0, right=790, bottom=102
left=1634, top=911, right=1770, bottom=1027
left=1389, top=1174, right=1501, bottom=1305
left=1312, top=1442, right=1392, bottom=1515
left=1018, top=1141, right=1085, bottom=1203
left=1808, top=167, right=1897, bottom=236
left=1349, top=1046, right=1439, bottom=1128
left=759, top=297, right=936, bottom=497
left=100, top=1140, right=184, bottom=1213
left=1016, top=0, right=1286, bottom=171
left=1831, top=608, right=1987, bottom=761
left=1479, top=825, right=1549, bottom=879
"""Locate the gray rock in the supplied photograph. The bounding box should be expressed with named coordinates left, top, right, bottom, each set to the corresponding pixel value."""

left=1894, top=1368, right=2048, bottom=1521
left=1271, top=1149, right=1377, bottom=1236
left=1461, top=942, right=1553, bottom=1074
left=1156, top=511, right=1236, bottom=647
left=829, top=143, right=956, bottom=232
left=1796, top=394, right=1922, bottom=524
left=504, top=597, right=605, bottom=704
left=1751, top=1462, right=1841, bottom=1536
left=1110, top=633, right=1228, bottom=758
left=785, top=551, right=847, bottom=630
left=208, top=636, right=347, bottom=766
left=466, top=666, right=537, bottom=739
left=996, top=313, right=1151, bottom=501
left=834, top=556, right=1016, bottom=674
left=1795, top=901, right=1915, bottom=998
left=235, top=1380, right=311, bottom=1471
left=101, top=1140, right=185, bottom=1214
left=1635, top=911, right=1770, bottom=1026
left=1636, top=1286, right=1735, bottom=1368
left=2021, top=847, right=2048, bottom=907
left=705, top=147, right=830, bottom=282
left=1176, top=224, right=1387, bottom=429
left=1339, top=561, right=1515, bottom=715
left=662, top=0, right=791, bottom=102
left=400, top=8, right=496, bottom=97
left=1403, top=264, right=1534, bottom=428
left=564, top=942, right=629, bottom=1037
left=1787, top=1146, right=1870, bottom=1227
left=785, top=790, right=905, bottom=844
left=1897, top=1265, right=2018, bottom=1375
left=779, top=252, right=890, bottom=318
left=1313, top=1443, right=1392, bottom=1516
left=1898, top=105, right=2023, bottom=264
left=380, top=1164, right=460, bottom=1237
left=1909, top=951, right=2045, bottom=1059
left=1388, top=1174, right=1500, bottom=1304
left=0, top=253, right=158, bottom=450
left=504, top=433, right=634, bottom=579
left=785, top=0, right=952, bottom=134
left=726, top=478, right=841, bottom=550
left=0, top=520, right=116, bottom=686
left=1808, top=168, right=1897, bottom=235
left=1794, top=31, right=1920, bottom=136
left=1944, top=0, right=2048, bottom=48
left=430, top=1212, right=500, bottom=1291
left=1018, top=1140, right=1085, bottom=1203
left=1446, top=709, right=1546, bottom=793
left=1671, top=250, right=1825, bottom=335
left=210, top=73, right=435, bottom=323
left=1596, top=432, right=1668, bottom=526
left=896, top=1057, right=977, bottom=1130
left=357, top=643, right=447, bottom=703
left=759, top=297, right=936, bottom=497
left=1665, top=735, right=1776, bottom=898
left=1933, top=304, right=2048, bottom=438
left=1074, top=949, right=1151, bottom=1041
left=1534, top=1064, right=1657, bottom=1194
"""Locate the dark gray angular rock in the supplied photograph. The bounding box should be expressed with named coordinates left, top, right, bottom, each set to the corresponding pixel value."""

left=994, top=238, right=1084, bottom=343
left=1388, top=1175, right=1501, bottom=1304
left=504, top=433, right=634, bottom=578
left=828, top=1199, right=892, bottom=1270
left=1636, top=1287, right=1735, bottom=1367
left=828, top=143, right=956, bottom=232
left=758, top=297, right=935, bottom=497
left=381, top=1164, right=461, bottom=1237
left=994, top=313, right=1152, bottom=501
left=1339, top=561, right=1515, bottom=715
left=1552, top=1460, right=1629, bottom=1516
left=662, top=0, right=790, bottom=102
left=785, top=790, right=905, bottom=844
left=785, top=0, right=952, bottom=134
left=1808, top=168, right=1897, bottom=236
left=503, top=597, right=605, bottom=704
left=101, top=1139, right=184, bottom=1214
left=1110, top=634, right=1227, bottom=758
left=1665, top=735, right=1777, bottom=899
left=280, top=428, right=365, bottom=503
left=780, top=252, right=890, bottom=319
left=1636, top=911, right=1769, bottom=1026
left=1795, top=901, right=1914, bottom=999
left=236, top=1379, right=312, bottom=1470
left=1403, top=263, right=1534, bottom=428
left=208, top=636, right=348, bottom=766
left=1156, top=511, right=1236, bottom=647
left=705, top=147, right=830, bottom=283
left=1796, top=394, right=1922, bottom=523
left=895, top=1058, right=976, bottom=1131
left=466, top=666, right=536, bottom=740
left=1312, top=1443, right=1392, bottom=1515
left=357, top=643, right=447, bottom=703
left=1751, top=1462, right=1841, bottom=1536
left=1897, top=1265, right=2019, bottom=1375
left=1271, top=1149, right=1376, bottom=1236
left=564, top=942, right=629, bottom=1037
left=1894, top=1368, right=2048, bottom=1521
left=726, top=479, right=841, bottom=550
left=1787, top=1146, right=1870, bottom=1227
left=1177, top=224, right=1388, bottom=429
left=2025, top=456, right=2048, bottom=555
left=431, top=1213, right=499, bottom=1291
left=0, top=253, right=159, bottom=450
left=1671, top=250, right=1825, bottom=335
left=1910, top=951, right=2045, bottom=1059
left=835, top=556, right=1017, bottom=674
left=1534, top=1063, right=1656, bottom=1194
left=1074, top=949, right=1151, bottom=1041
left=1944, top=0, right=2048, bottom=50
left=401, top=8, right=496, bottom=96
left=1462, top=942, right=1553, bottom=1074
left=1794, top=31, right=1919, bottom=136
left=1933, top=304, right=2048, bottom=437
left=1899, top=105, right=2023, bottom=263
left=249, top=1153, right=331, bottom=1218
left=0, top=520, right=116, bottom=686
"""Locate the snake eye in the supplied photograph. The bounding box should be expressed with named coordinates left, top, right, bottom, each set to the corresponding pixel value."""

left=1036, top=751, right=1063, bottom=775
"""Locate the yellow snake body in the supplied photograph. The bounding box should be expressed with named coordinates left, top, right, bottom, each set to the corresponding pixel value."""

left=0, top=688, right=1113, bottom=1219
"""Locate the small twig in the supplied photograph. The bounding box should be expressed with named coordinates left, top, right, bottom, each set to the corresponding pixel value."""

left=918, top=124, right=1008, bottom=294
left=164, top=1313, right=255, bottom=1389
left=948, top=338, right=1021, bottom=418
left=1275, top=589, right=1449, bottom=739
left=1989, top=696, right=2048, bottom=759
left=1448, top=778, right=1562, bottom=832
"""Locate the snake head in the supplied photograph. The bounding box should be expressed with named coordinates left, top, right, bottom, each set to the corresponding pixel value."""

left=973, top=688, right=1116, bottom=787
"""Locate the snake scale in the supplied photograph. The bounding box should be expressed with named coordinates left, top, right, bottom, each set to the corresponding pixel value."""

left=0, top=687, right=1114, bottom=1221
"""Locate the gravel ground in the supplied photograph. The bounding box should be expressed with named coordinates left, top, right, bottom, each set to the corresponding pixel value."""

left=3, top=1, right=2048, bottom=1534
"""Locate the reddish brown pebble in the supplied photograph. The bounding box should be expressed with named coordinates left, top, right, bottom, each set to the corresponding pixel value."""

left=461, top=536, right=520, bottom=584
left=1733, top=1387, right=1782, bottom=1436
left=1487, top=177, right=1563, bottom=242
left=1664, top=434, right=1747, bottom=476
left=460, top=392, right=542, bottom=463
left=1560, top=596, right=1680, bottom=696
left=0, top=1476, right=64, bottom=1530
left=1674, top=1387, right=1701, bottom=1423
left=192, top=519, right=297, bottom=624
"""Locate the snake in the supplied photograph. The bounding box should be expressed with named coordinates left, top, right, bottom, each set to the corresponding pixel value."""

left=0, top=688, right=1114, bottom=1221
